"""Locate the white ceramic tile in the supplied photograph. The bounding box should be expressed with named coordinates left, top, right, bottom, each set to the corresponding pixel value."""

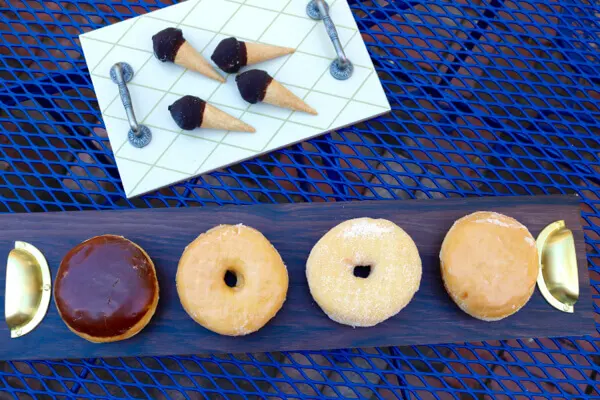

left=114, top=157, right=152, bottom=195
left=289, top=91, right=347, bottom=129
left=283, top=0, right=313, bottom=18
left=133, top=166, right=191, bottom=197
left=83, top=17, right=137, bottom=43
left=116, top=126, right=178, bottom=164
left=80, top=38, right=113, bottom=71
left=315, top=65, right=371, bottom=98
left=149, top=0, right=199, bottom=23
left=264, top=121, right=321, bottom=152
left=102, top=116, right=131, bottom=151
left=344, top=32, right=373, bottom=67
left=221, top=5, right=277, bottom=41
left=223, top=113, right=283, bottom=151
left=332, top=100, right=388, bottom=129
left=260, top=14, right=315, bottom=49
left=247, top=84, right=307, bottom=119
left=275, top=52, right=330, bottom=88
left=198, top=144, right=256, bottom=173
left=354, top=72, right=390, bottom=108
left=92, top=45, right=152, bottom=77
left=329, top=0, right=357, bottom=28
left=182, top=0, right=240, bottom=32
left=298, top=23, right=355, bottom=59
left=185, top=105, right=245, bottom=142
left=120, top=17, right=173, bottom=53
left=144, top=93, right=185, bottom=132
left=182, top=26, right=217, bottom=53
left=134, top=57, right=184, bottom=91
left=157, top=134, right=218, bottom=174
left=89, top=75, right=118, bottom=112
left=170, top=68, right=222, bottom=99
left=82, top=0, right=390, bottom=197
left=210, top=73, right=250, bottom=109
left=104, top=84, right=164, bottom=122
left=245, top=0, right=289, bottom=12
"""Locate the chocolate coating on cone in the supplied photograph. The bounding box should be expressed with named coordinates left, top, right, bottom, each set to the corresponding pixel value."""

left=211, top=37, right=247, bottom=73
left=153, top=27, right=185, bottom=62
left=169, top=95, right=206, bottom=130
left=236, top=70, right=272, bottom=104
left=54, top=235, right=157, bottom=339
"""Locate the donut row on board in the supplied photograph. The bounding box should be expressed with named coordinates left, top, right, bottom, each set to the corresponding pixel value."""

left=52, top=212, right=538, bottom=342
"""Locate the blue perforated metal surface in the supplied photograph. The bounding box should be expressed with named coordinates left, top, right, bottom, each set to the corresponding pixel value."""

left=1, top=0, right=599, bottom=398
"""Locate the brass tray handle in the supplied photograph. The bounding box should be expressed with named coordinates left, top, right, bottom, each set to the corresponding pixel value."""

left=5, top=241, right=52, bottom=338
left=536, top=221, right=579, bottom=313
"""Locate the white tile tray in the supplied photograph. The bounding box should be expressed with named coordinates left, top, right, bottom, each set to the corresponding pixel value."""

left=80, top=0, right=391, bottom=198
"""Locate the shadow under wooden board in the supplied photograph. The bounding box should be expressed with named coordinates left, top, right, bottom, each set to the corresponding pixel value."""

left=0, top=195, right=594, bottom=360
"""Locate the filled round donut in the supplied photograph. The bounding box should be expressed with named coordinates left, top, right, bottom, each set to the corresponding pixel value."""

left=306, top=218, right=422, bottom=327
left=440, top=211, right=539, bottom=321
left=54, top=235, right=159, bottom=343
left=176, top=224, right=288, bottom=336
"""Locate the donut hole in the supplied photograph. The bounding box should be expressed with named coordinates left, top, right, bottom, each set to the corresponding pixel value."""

left=224, top=270, right=238, bottom=288
left=353, top=265, right=371, bottom=279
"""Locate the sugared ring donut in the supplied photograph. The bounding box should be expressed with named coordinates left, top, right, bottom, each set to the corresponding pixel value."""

left=176, top=224, right=288, bottom=336
left=440, top=211, right=538, bottom=321
left=306, top=218, right=422, bottom=327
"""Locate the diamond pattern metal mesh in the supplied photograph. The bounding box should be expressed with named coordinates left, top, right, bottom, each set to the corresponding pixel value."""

left=0, top=0, right=599, bottom=398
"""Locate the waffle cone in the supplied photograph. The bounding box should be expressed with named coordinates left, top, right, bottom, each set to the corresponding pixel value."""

left=201, top=103, right=255, bottom=132
left=175, top=41, right=225, bottom=83
left=264, top=79, right=318, bottom=115
left=245, top=42, right=295, bottom=66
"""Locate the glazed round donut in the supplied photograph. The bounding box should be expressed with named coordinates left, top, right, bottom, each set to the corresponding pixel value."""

left=440, top=211, right=539, bottom=321
left=176, top=224, right=288, bottom=336
left=306, top=218, right=422, bottom=327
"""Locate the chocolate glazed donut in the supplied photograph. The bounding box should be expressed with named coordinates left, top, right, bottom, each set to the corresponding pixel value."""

left=54, top=235, right=159, bottom=343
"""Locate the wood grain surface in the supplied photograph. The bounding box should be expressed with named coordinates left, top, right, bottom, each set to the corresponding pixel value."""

left=0, top=195, right=594, bottom=360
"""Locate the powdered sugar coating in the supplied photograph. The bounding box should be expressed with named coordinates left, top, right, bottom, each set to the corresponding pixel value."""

left=306, top=218, right=422, bottom=327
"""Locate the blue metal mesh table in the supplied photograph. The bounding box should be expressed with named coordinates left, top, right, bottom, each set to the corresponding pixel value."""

left=1, top=0, right=599, bottom=398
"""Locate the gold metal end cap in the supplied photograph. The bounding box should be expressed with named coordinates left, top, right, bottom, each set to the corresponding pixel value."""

left=5, top=241, right=52, bottom=338
left=536, top=221, right=579, bottom=313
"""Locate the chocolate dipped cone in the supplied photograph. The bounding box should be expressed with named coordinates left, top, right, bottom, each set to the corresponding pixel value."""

left=153, top=27, right=225, bottom=83
left=236, top=70, right=317, bottom=115
left=212, top=37, right=294, bottom=73
left=169, top=95, right=255, bottom=133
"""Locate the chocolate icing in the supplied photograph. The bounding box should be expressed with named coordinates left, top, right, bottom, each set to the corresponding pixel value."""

left=236, top=70, right=273, bottom=104
left=54, top=235, right=157, bottom=338
left=152, top=27, right=185, bottom=62
left=211, top=37, right=248, bottom=73
left=169, top=95, right=207, bottom=130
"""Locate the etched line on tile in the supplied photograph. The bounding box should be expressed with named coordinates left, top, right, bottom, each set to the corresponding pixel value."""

left=260, top=17, right=329, bottom=152
left=240, top=0, right=355, bottom=30
left=176, top=0, right=205, bottom=28
left=106, top=104, right=327, bottom=132
left=179, top=132, right=256, bottom=151
left=327, top=69, right=375, bottom=130
left=116, top=156, right=191, bottom=175
left=90, top=17, right=143, bottom=76
left=253, top=0, right=294, bottom=43
left=84, top=34, right=373, bottom=70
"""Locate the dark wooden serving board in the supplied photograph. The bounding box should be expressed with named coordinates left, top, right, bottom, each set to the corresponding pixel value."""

left=0, top=195, right=594, bottom=360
